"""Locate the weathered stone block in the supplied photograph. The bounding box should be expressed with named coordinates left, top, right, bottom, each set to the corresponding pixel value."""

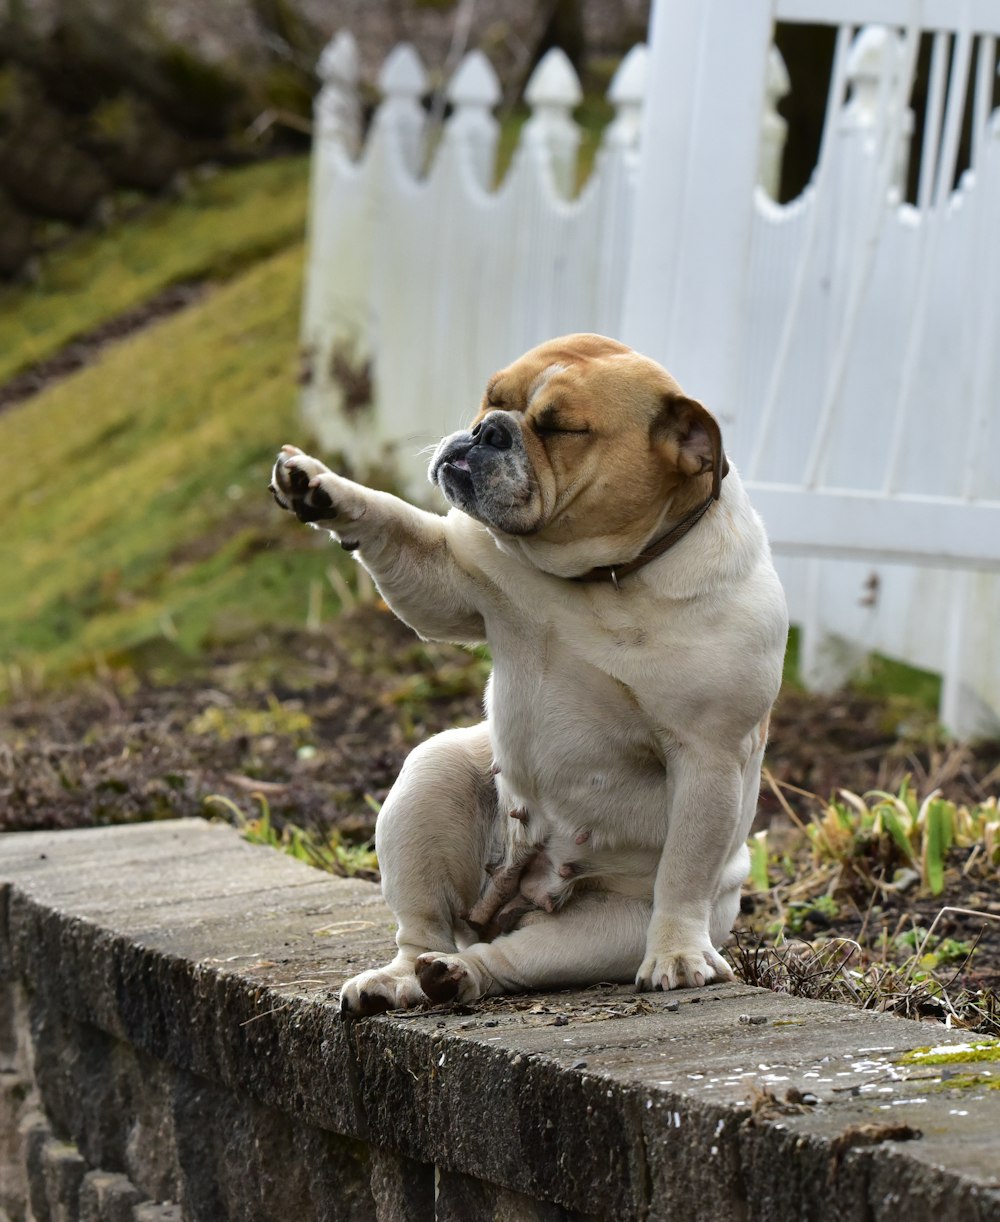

left=19, top=1108, right=54, bottom=1222
left=132, top=1206, right=183, bottom=1222
left=79, top=1171, right=143, bottom=1222
left=42, top=1138, right=87, bottom=1222
left=435, top=1167, right=600, bottom=1221
left=368, top=1145, right=434, bottom=1222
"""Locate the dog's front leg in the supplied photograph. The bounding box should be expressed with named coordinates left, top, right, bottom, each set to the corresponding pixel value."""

left=270, top=445, right=484, bottom=642
left=635, top=744, right=743, bottom=992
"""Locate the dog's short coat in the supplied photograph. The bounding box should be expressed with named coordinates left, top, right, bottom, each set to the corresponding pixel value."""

left=270, top=334, right=788, bottom=1014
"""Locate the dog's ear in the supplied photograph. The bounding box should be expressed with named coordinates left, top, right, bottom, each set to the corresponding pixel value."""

left=652, top=394, right=728, bottom=499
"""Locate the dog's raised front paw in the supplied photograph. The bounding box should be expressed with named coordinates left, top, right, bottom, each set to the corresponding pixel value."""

left=635, top=942, right=734, bottom=992
left=339, top=964, right=427, bottom=1016
left=269, top=445, right=358, bottom=533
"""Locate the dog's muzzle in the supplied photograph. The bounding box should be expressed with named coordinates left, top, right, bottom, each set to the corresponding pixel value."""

left=429, top=411, right=536, bottom=533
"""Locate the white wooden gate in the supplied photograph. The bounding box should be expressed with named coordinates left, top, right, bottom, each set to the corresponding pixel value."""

left=622, top=0, right=1000, bottom=736
left=300, top=1, right=1000, bottom=737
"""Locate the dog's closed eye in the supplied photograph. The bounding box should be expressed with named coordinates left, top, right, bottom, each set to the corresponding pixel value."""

left=532, top=407, right=590, bottom=437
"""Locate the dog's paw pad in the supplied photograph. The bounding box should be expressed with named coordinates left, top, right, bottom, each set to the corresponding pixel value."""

left=308, top=483, right=333, bottom=510
left=287, top=464, right=312, bottom=495
left=416, top=954, right=468, bottom=1004
left=270, top=451, right=342, bottom=524
left=353, top=989, right=392, bottom=1017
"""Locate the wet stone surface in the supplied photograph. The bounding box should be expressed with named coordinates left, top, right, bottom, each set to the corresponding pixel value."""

left=1, top=820, right=999, bottom=1222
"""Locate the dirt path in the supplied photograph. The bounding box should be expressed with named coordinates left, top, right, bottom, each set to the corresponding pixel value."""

left=0, top=281, right=208, bottom=413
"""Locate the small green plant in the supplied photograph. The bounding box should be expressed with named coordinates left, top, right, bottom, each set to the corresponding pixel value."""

left=748, top=829, right=770, bottom=892
left=204, top=793, right=378, bottom=879
left=187, top=696, right=312, bottom=743
left=806, top=780, right=1000, bottom=895
left=781, top=894, right=841, bottom=936
left=894, top=927, right=974, bottom=969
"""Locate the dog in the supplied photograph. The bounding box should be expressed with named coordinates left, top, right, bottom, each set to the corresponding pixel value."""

left=269, top=333, right=787, bottom=1015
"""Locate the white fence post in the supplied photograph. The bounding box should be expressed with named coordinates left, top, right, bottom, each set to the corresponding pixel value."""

left=300, top=30, right=362, bottom=444
left=590, top=44, right=648, bottom=336
left=439, top=49, right=501, bottom=188
left=314, top=30, right=362, bottom=153
left=759, top=46, right=790, bottom=197
left=796, top=25, right=914, bottom=697
left=841, top=25, right=914, bottom=199
left=603, top=43, right=648, bottom=156
left=939, top=104, right=1000, bottom=739
left=371, top=43, right=429, bottom=176
left=620, top=0, right=774, bottom=413
left=520, top=48, right=583, bottom=198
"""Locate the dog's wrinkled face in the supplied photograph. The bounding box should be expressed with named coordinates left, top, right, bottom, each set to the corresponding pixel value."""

left=429, top=334, right=726, bottom=562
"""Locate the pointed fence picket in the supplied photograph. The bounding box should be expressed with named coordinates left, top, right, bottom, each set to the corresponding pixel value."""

left=299, top=5, right=1000, bottom=736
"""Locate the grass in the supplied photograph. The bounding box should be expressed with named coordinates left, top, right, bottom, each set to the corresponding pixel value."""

left=206, top=791, right=379, bottom=879
left=0, top=237, right=350, bottom=693
left=0, top=156, right=309, bottom=385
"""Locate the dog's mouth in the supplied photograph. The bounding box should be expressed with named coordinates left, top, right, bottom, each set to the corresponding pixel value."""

left=430, top=411, right=541, bottom=535
left=435, top=453, right=475, bottom=506
left=430, top=434, right=490, bottom=508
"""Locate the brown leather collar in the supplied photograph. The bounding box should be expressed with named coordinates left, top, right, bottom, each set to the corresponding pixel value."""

left=571, top=485, right=722, bottom=590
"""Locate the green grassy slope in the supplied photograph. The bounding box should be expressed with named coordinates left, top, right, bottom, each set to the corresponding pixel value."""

left=0, top=157, right=309, bottom=385
left=0, top=240, right=347, bottom=691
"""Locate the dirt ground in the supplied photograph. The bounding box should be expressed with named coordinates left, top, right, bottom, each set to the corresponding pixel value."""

left=5, top=604, right=996, bottom=834
left=3, top=603, right=999, bottom=1017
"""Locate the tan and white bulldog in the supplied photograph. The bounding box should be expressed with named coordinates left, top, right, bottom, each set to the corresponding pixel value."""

left=270, top=334, right=787, bottom=1014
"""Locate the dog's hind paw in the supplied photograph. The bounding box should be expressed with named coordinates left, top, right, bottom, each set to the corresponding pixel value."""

left=415, top=953, right=485, bottom=1005
left=339, top=964, right=426, bottom=1017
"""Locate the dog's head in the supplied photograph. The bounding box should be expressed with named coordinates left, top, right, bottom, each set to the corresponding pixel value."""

left=429, top=334, right=727, bottom=573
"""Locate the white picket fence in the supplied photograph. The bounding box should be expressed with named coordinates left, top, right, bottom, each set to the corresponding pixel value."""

left=300, top=0, right=1000, bottom=738
left=300, top=34, right=656, bottom=476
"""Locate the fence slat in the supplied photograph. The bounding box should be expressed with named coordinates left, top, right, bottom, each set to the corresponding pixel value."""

left=520, top=48, right=583, bottom=198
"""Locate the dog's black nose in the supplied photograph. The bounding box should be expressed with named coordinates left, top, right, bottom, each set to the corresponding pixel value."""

left=471, top=414, right=513, bottom=452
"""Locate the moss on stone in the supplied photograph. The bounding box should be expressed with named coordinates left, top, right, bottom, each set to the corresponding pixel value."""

left=897, top=1039, right=1000, bottom=1067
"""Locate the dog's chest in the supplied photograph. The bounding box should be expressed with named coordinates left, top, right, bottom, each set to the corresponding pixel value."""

left=486, top=623, right=667, bottom=849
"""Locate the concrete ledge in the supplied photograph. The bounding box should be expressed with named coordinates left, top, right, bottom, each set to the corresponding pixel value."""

left=1, top=819, right=999, bottom=1221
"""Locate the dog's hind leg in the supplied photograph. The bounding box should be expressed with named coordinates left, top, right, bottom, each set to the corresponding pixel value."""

left=339, top=721, right=498, bottom=1016
left=414, top=891, right=651, bottom=1005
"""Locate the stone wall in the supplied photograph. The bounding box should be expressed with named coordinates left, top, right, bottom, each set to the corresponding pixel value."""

left=2, top=820, right=999, bottom=1222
